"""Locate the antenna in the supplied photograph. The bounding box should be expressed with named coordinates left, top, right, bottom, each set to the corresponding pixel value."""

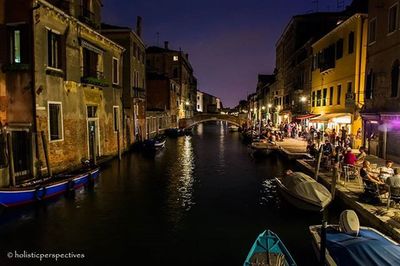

left=312, top=0, right=319, bottom=12
left=337, top=0, right=345, bottom=10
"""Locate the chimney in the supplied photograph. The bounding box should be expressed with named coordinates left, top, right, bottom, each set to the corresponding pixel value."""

left=164, top=41, right=169, bottom=50
left=136, top=16, right=142, bottom=38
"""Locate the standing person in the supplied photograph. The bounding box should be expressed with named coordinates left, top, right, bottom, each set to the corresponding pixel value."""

left=316, top=130, right=321, bottom=148
left=330, top=128, right=337, bottom=146
left=341, top=126, right=347, bottom=147
left=310, top=126, right=316, bottom=143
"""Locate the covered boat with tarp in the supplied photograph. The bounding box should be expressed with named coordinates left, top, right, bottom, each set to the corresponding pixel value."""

left=275, top=171, right=332, bottom=212
left=310, top=210, right=400, bottom=265
left=244, top=230, right=296, bottom=266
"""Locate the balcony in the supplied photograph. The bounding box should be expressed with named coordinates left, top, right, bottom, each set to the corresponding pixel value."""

left=81, top=69, right=108, bottom=87
left=1, top=63, right=30, bottom=73
left=132, top=87, right=146, bottom=99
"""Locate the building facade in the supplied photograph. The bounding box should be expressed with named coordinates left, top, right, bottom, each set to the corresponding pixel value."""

left=362, top=0, right=400, bottom=161
left=146, top=42, right=197, bottom=119
left=196, top=91, right=204, bottom=112
left=101, top=19, right=147, bottom=146
left=310, top=13, right=368, bottom=149
left=0, top=0, right=124, bottom=186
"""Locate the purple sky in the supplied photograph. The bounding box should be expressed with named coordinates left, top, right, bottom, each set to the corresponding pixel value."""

left=102, top=0, right=351, bottom=107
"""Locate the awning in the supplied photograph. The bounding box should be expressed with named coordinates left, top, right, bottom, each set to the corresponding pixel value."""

left=294, top=114, right=320, bottom=120
left=310, top=113, right=352, bottom=123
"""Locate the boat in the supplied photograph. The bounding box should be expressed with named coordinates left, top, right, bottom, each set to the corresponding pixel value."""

left=143, top=135, right=167, bottom=151
left=0, top=167, right=100, bottom=208
left=309, top=210, right=400, bottom=266
left=244, top=230, right=297, bottom=266
left=250, top=141, right=279, bottom=157
left=228, top=125, right=239, bottom=132
left=275, top=171, right=332, bottom=212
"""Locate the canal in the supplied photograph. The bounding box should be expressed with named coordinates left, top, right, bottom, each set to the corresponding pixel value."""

left=0, top=122, right=344, bottom=266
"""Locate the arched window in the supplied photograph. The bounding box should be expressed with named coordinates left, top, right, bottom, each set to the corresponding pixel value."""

left=391, top=60, right=399, bottom=97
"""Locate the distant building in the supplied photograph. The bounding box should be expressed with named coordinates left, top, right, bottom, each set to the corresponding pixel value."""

left=310, top=13, right=368, bottom=149
left=0, top=0, right=124, bottom=186
left=146, top=72, right=180, bottom=131
left=196, top=91, right=204, bottom=112
left=362, top=0, right=400, bottom=161
left=146, top=42, right=197, bottom=119
left=201, top=92, right=222, bottom=113
left=101, top=18, right=147, bottom=145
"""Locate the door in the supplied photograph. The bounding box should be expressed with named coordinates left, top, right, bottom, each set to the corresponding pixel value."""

left=11, top=130, right=31, bottom=180
left=88, top=120, right=99, bottom=160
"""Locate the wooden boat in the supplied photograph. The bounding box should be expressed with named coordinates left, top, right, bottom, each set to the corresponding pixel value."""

left=309, top=210, right=400, bottom=266
left=143, top=136, right=166, bottom=151
left=228, top=125, right=239, bottom=132
left=250, top=141, right=279, bottom=157
left=0, top=167, right=100, bottom=208
left=275, top=171, right=332, bottom=212
left=244, top=230, right=297, bottom=266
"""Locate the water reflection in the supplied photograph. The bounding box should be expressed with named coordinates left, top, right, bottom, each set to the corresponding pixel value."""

left=166, top=136, right=196, bottom=228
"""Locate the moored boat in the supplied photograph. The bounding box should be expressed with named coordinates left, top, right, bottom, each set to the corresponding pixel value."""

left=228, top=125, right=239, bottom=132
left=309, top=210, right=400, bottom=266
left=244, top=230, right=297, bottom=266
left=0, top=167, right=100, bottom=208
left=275, top=171, right=332, bottom=212
left=143, top=135, right=167, bottom=151
left=250, top=141, right=279, bottom=157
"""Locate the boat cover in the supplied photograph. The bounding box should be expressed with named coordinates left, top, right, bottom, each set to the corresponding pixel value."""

left=325, top=227, right=400, bottom=266
left=282, top=172, right=331, bottom=207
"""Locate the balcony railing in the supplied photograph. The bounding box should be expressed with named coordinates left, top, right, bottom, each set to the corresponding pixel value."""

left=81, top=69, right=108, bottom=87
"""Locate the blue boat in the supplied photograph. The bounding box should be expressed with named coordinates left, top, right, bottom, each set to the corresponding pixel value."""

left=0, top=167, right=100, bottom=208
left=244, top=230, right=297, bottom=266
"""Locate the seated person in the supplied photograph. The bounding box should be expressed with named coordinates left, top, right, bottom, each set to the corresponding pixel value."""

left=380, top=160, right=394, bottom=181
left=360, top=161, right=385, bottom=186
left=323, top=140, right=333, bottom=156
left=386, top=167, right=400, bottom=188
left=343, top=148, right=357, bottom=166
left=355, top=146, right=367, bottom=166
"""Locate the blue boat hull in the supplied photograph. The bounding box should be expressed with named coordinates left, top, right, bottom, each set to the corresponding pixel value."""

left=0, top=168, right=100, bottom=207
left=244, top=230, right=297, bottom=266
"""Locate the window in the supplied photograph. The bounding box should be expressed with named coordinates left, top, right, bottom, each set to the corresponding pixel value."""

left=173, top=55, right=178, bottom=61
left=337, top=85, right=342, bottom=105
left=82, top=48, right=99, bottom=78
left=10, top=29, right=21, bottom=63
left=48, top=30, right=61, bottom=69
left=112, top=57, right=119, bottom=85
left=322, top=88, right=327, bottom=106
left=389, top=4, right=398, bottom=33
left=173, top=67, right=178, bottom=78
left=366, top=69, right=374, bottom=100
left=87, top=106, right=97, bottom=118
left=369, top=18, right=377, bottom=44
left=316, top=90, right=322, bottom=107
left=336, top=39, right=343, bottom=59
left=312, top=91, right=316, bottom=107
left=113, top=106, right=119, bottom=131
left=391, top=60, right=399, bottom=97
left=348, top=32, right=354, bottom=54
left=48, top=102, right=63, bottom=141
left=329, top=87, right=334, bottom=105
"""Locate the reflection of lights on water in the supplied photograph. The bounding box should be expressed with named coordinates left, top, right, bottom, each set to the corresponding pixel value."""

left=259, top=179, right=279, bottom=207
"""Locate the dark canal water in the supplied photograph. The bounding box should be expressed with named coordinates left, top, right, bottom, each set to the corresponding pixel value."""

left=0, top=122, right=345, bottom=266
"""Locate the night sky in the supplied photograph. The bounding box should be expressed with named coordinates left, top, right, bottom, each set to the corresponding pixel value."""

left=102, top=0, right=351, bottom=107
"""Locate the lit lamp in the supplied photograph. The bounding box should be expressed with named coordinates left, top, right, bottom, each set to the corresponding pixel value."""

left=267, top=104, right=272, bottom=121
left=300, top=96, right=307, bottom=114
left=185, top=101, right=190, bottom=106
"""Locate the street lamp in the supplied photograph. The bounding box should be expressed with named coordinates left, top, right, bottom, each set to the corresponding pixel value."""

left=300, top=96, right=307, bottom=103
left=185, top=101, right=190, bottom=106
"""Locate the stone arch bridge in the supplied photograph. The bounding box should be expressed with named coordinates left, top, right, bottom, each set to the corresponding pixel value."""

left=179, top=113, right=246, bottom=129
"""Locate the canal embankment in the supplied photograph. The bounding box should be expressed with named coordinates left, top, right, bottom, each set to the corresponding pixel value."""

left=276, top=138, right=400, bottom=242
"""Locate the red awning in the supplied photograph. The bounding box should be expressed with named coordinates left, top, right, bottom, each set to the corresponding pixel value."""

left=294, top=114, right=320, bottom=120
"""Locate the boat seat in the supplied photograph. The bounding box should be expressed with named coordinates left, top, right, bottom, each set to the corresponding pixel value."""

left=250, top=252, right=285, bottom=266
left=387, top=187, right=400, bottom=209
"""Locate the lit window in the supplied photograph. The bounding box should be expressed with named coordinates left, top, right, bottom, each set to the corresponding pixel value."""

left=112, top=57, right=119, bottom=85
left=10, top=29, right=21, bottom=63
left=48, top=102, right=63, bottom=141
left=173, top=55, right=178, bottom=61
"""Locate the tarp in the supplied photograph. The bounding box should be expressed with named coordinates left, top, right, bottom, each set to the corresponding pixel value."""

left=326, top=227, right=400, bottom=266
left=282, top=172, right=331, bottom=207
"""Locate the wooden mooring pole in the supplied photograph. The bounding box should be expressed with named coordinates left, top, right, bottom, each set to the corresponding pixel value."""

left=315, top=145, right=324, bottom=181
left=6, top=133, right=15, bottom=187
left=41, top=131, right=52, bottom=177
